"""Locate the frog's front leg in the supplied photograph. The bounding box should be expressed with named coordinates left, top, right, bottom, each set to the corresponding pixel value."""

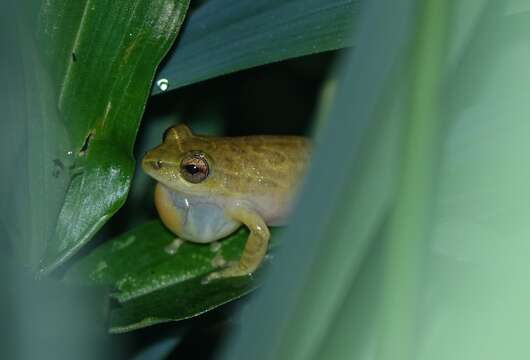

left=206, top=206, right=270, bottom=282
left=164, top=238, right=184, bottom=255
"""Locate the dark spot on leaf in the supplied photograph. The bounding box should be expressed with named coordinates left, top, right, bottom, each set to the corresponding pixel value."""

left=79, top=131, right=95, bottom=156
left=52, top=158, right=64, bottom=178
left=72, top=52, right=77, bottom=62
left=53, top=158, right=64, bottom=170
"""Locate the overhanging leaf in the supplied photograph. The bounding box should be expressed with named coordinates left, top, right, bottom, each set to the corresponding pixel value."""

left=37, top=0, right=191, bottom=273
left=152, top=0, right=359, bottom=94
left=66, top=220, right=279, bottom=331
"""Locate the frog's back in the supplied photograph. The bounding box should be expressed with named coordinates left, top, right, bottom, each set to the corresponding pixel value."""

left=203, top=135, right=309, bottom=192
left=201, top=134, right=310, bottom=224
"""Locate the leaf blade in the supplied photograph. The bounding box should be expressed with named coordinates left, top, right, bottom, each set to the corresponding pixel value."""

left=152, top=0, right=358, bottom=94
left=108, top=275, right=257, bottom=333
left=66, top=220, right=280, bottom=331
left=38, top=0, right=191, bottom=273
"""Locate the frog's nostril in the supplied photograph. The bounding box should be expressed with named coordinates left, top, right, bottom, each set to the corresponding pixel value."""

left=152, top=160, right=163, bottom=170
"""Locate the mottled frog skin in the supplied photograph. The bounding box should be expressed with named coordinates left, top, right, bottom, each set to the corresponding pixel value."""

left=142, top=124, right=310, bottom=281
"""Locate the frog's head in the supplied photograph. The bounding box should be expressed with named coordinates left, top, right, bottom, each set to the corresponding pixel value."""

left=142, top=124, right=222, bottom=196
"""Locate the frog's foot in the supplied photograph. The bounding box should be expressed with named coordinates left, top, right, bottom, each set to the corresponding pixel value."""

left=164, top=238, right=184, bottom=255
left=211, top=253, right=228, bottom=269
left=203, top=263, right=252, bottom=284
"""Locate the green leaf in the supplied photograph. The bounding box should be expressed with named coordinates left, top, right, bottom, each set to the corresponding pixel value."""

left=152, top=0, right=358, bottom=94
left=37, top=0, right=190, bottom=273
left=109, top=275, right=257, bottom=333
left=66, top=220, right=279, bottom=332
left=65, top=220, right=247, bottom=301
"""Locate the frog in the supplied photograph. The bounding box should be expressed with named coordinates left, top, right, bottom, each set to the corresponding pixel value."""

left=142, top=124, right=310, bottom=282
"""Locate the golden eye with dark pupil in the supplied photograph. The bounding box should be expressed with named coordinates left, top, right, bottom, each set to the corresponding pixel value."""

left=180, top=154, right=209, bottom=183
left=185, top=164, right=199, bottom=174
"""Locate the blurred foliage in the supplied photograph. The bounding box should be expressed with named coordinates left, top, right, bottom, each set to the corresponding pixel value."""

left=221, top=1, right=530, bottom=360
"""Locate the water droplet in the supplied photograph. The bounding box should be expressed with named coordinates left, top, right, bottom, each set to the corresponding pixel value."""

left=156, top=78, right=169, bottom=91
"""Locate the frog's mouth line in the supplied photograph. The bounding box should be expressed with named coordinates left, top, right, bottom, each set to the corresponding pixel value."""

left=164, top=185, right=190, bottom=231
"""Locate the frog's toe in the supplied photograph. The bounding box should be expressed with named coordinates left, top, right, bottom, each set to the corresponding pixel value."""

left=202, top=271, right=221, bottom=285
left=202, top=264, right=251, bottom=284
left=164, top=238, right=183, bottom=255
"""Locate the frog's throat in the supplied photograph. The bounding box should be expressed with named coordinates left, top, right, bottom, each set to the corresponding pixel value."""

left=154, top=183, right=241, bottom=243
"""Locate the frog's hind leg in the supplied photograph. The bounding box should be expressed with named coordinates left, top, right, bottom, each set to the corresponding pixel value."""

left=205, top=206, right=270, bottom=282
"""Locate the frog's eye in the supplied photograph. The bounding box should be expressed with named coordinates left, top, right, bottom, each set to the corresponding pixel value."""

left=180, top=153, right=209, bottom=183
